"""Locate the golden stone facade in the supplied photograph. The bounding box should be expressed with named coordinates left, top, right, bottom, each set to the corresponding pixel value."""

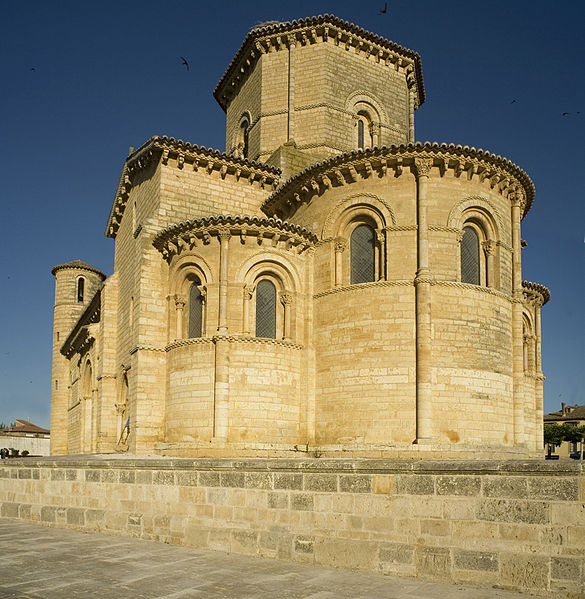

left=50, top=15, right=549, bottom=458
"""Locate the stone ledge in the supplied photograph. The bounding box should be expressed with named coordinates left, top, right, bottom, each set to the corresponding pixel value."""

left=2, top=456, right=582, bottom=475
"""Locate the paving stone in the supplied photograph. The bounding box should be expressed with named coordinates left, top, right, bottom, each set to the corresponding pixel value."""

left=0, top=519, right=552, bottom=599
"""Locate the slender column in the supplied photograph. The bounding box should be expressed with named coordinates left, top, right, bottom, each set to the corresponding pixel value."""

left=413, top=158, right=434, bottom=444
left=482, top=240, right=496, bottom=288
left=511, top=196, right=525, bottom=445
left=213, top=337, right=229, bottom=440
left=242, top=286, right=253, bottom=334
left=376, top=229, right=386, bottom=280
left=334, top=238, right=347, bottom=286
left=287, top=35, right=296, bottom=141
left=218, top=231, right=231, bottom=334
left=214, top=230, right=231, bottom=440
left=174, top=295, right=185, bottom=340
left=201, top=288, right=207, bottom=336
left=534, top=302, right=544, bottom=450
left=280, top=293, right=293, bottom=341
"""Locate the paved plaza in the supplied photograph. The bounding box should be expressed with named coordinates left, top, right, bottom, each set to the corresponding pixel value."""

left=0, top=519, right=551, bottom=599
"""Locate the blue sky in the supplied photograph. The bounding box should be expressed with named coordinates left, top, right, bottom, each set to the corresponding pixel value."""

left=1, top=0, right=583, bottom=429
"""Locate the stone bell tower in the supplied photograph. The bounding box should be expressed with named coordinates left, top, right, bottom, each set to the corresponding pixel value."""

left=50, top=260, right=105, bottom=454
left=214, top=15, right=425, bottom=171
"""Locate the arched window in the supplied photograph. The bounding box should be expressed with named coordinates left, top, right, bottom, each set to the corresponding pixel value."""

left=238, top=117, right=249, bottom=159
left=351, top=224, right=376, bottom=284
left=255, top=279, right=276, bottom=338
left=461, top=226, right=480, bottom=285
left=188, top=281, right=203, bottom=338
left=77, top=277, right=85, bottom=303
left=356, top=113, right=372, bottom=150
left=357, top=120, right=365, bottom=149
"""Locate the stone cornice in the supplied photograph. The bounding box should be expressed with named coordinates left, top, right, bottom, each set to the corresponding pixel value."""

left=61, top=291, right=101, bottom=358
left=522, top=280, right=551, bottom=305
left=152, top=215, right=318, bottom=263
left=51, top=260, right=106, bottom=280
left=261, top=142, right=535, bottom=222
left=105, top=136, right=282, bottom=239
left=214, top=14, right=425, bottom=111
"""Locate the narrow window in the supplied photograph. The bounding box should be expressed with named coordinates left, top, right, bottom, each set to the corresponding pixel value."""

left=461, top=226, right=480, bottom=285
left=77, top=277, right=85, bottom=302
left=255, top=279, right=276, bottom=338
left=351, top=224, right=376, bottom=284
left=240, top=119, right=249, bottom=158
left=357, top=119, right=365, bottom=149
left=188, top=282, right=203, bottom=338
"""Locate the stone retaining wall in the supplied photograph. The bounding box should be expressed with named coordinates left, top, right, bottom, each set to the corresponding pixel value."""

left=1, top=457, right=583, bottom=597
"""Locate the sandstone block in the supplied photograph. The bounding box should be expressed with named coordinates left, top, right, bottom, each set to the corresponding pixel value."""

left=500, top=554, right=549, bottom=591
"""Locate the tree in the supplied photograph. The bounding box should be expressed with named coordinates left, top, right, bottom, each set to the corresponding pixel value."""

left=544, top=423, right=566, bottom=457
left=562, top=424, right=585, bottom=459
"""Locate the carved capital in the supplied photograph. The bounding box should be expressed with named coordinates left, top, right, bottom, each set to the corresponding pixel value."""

left=414, top=157, right=432, bottom=178
left=242, top=286, right=253, bottom=301
left=482, top=240, right=496, bottom=256
left=174, top=295, right=186, bottom=309
left=334, top=237, right=348, bottom=253
left=375, top=229, right=385, bottom=244
left=456, top=230, right=465, bottom=243
left=279, top=292, right=293, bottom=307
left=218, top=229, right=232, bottom=243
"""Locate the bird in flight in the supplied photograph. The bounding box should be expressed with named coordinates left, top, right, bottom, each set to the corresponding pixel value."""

left=30, top=67, right=36, bottom=72
left=510, top=99, right=517, bottom=104
left=379, top=2, right=388, bottom=14
left=180, top=56, right=189, bottom=71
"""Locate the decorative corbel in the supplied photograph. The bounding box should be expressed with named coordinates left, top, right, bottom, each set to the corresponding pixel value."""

left=177, top=154, right=184, bottom=169
left=321, top=174, right=332, bottom=189
left=162, top=149, right=169, bottom=165
left=219, top=164, right=228, bottom=179
left=394, top=157, right=403, bottom=177
left=347, top=164, right=358, bottom=181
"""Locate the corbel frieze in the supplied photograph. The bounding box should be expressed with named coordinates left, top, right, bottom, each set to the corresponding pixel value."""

left=153, top=216, right=318, bottom=264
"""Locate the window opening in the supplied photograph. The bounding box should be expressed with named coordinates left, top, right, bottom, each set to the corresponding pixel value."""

left=357, top=120, right=365, bottom=149
left=240, top=118, right=249, bottom=158
left=461, top=226, right=480, bottom=285
left=351, top=224, right=376, bottom=284
left=77, top=277, right=85, bottom=303
left=255, top=279, right=276, bottom=338
left=188, top=281, right=203, bottom=338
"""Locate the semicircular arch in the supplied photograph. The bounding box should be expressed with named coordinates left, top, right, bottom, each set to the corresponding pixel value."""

left=447, top=195, right=503, bottom=239
left=170, top=253, right=214, bottom=296
left=322, top=193, right=396, bottom=240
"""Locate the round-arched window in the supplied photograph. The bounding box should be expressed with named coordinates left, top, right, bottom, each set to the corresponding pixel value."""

left=255, top=279, right=276, bottom=338
left=188, top=280, right=203, bottom=338
left=461, top=226, right=480, bottom=285
left=350, top=224, right=376, bottom=284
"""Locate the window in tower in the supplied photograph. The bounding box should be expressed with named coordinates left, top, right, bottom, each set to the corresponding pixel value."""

left=239, top=117, right=250, bottom=159
left=356, top=112, right=373, bottom=149
left=350, top=224, right=376, bottom=284
left=77, top=277, right=85, bottom=303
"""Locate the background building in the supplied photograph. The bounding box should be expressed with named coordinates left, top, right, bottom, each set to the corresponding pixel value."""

left=50, top=15, right=549, bottom=458
left=544, top=403, right=585, bottom=458
left=0, top=420, right=50, bottom=456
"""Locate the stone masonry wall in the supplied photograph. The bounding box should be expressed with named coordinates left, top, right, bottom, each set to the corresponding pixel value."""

left=1, top=458, right=582, bottom=598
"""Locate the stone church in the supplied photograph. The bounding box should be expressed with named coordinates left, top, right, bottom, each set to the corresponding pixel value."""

left=50, top=15, right=549, bottom=458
